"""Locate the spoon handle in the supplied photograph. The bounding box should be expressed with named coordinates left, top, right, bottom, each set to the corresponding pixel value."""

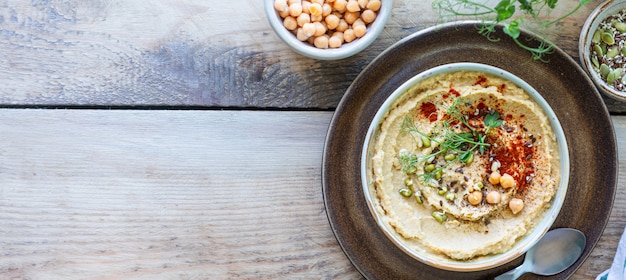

left=494, top=264, right=528, bottom=280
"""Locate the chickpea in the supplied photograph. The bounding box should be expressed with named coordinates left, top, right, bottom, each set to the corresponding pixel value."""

left=283, top=16, right=298, bottom=31
left=361, top=9, right=376, bottom=24
left=509, top=198, right=524, bottom=214
left=329, top=35, right=343, bottom=48
left=344, top=28, right=356, bottom=42
left=346, top=0, right=361, bottom=12
left=314, top=35, right=329, bottom=49
left=468, top=191, right=483, bottom=205
left=289, top=2, right=303, bottom=17
left=333, top=0, right=347, bottom=12
left=311, top=14, right=323, bottom=22
left=296, top=28, right=309, bottom=41
left=486, top=191, right=501, bottom=204
left=274, top=0, right=289, bottom=13
left=344, top=11, right=360, bottom=24
left=366, top=0, right=381, bottom=11
left=313, top=22, right=326, bottom=37
left=500, top=173, right=516, bottom=189
left=332, top=11, right=343, bottom=18
left=353, top=24, right=366, bottom=37
left=301, top=1, right=311, bottom=14
left=325, top=14, right=340, bottom=30
left=279, top=9, right=290, bottom=18
left=322, top=3, right=332, bottom=17
left=297, top=13, right=311, bottom=27
left=309, top=3, right=323, bottom=17
left=336, top=19, right=349, bottom=32
left=274, top=0, right=379, bottom=49
left=489, top=171, right=501, bottom=185
left=302, top=22, right=316, bottom=37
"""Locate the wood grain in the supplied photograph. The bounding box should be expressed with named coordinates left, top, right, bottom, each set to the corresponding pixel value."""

left=0, top=109, right=623, bottom=279
left=2, top=0, right=623, bottom=112
left=0, top=110, right=356, bottom=279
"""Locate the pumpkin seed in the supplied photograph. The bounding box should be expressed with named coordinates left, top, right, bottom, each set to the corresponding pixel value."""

left=414, top=190, right=424, bottom=204
left=600, top=63, right=611, bottom=79
left=438, top=186, right=447, bottom=196
left=425, top=164, right=436, bottom=172
left=421, top=135, right=431, bottom=148
left=607, top=68, right=623, bottom=84
left=593, top=29, right=602, bottom=43
left=404, top=177, right=414, bottom=187
left=434, top=170, right=442, bottom=180
left=594, top=44, right=604, bottom=56
left=615, top=21, right=626, bottom=33
left=432, top=211, right=447, bottom=223
left=445, top=192, right=455, bottom=201
left=592, top=55, right=600, bottom=69
left=602, top=32, right=616, bottom=45
left=399, top=187, right=412, bottom=197
left=444, top=154, right=456, bottom=161
left=607, top=46, right=620, bottom=58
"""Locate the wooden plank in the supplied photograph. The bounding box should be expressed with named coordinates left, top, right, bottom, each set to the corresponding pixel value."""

left=0, top=109, right=623, bottom=279
left=0, top=109, right=358, bottom=279
left=2, top=0, right=622, bottom=111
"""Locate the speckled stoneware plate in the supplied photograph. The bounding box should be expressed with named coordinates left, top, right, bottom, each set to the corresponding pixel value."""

left=322, top=21, right=617, bottom=279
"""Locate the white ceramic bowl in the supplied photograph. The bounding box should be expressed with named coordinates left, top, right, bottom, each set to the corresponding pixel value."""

left=579, top=0, right=626, bottom=101
left=264, top=0, right=392, bottom=60
left=361, top=62, right=570, bottom=271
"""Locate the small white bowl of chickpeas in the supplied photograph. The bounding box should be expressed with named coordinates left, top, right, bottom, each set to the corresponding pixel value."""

left=265, top=0, right=392, bottom=60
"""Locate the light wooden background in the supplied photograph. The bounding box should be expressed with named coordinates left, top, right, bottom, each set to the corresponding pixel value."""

left=0, top=0, right=624, bottom=279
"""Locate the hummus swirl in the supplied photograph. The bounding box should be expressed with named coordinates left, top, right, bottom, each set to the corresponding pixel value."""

left=368, top=71, right=560, bottom=260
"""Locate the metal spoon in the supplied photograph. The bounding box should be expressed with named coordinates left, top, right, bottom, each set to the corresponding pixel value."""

left=495, top=228, right=586, bottom=280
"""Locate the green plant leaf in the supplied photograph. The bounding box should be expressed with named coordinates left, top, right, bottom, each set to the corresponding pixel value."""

left=484, top=110, right=504, bottom=128
left=502, top=20, right=521, bottom=39
left=494, top=0, right=515, bottom=21
left=519, top=0, right=532, bottom=13
left=546, top=0, right=558, bottom=9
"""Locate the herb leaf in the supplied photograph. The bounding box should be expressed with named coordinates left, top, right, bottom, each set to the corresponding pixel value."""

left=484, top=110, right=504, bottom=128
left=494, top=0, right=515, bottom=21
left=519, top=0, right=532, bottom=13
left=431, top=0, right=589, bottom=61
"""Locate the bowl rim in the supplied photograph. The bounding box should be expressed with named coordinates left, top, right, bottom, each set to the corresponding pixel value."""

left=263, top=0, right=393, bottom=60
left=360, top=62, right=570, bottom=272
left=579, top=0, right=626, bottom=101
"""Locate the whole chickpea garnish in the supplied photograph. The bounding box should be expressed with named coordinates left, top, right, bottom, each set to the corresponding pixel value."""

left=500, top=173, right=516, bottom=189
left=467, top=191, right=483, bottom=205
left=486, top=191, right=501, bottom=204
left=509, top=198, right=524, bottom=214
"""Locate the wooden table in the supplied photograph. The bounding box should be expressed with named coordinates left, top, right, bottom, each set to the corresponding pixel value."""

left=0, top=1, right=624, bottom=279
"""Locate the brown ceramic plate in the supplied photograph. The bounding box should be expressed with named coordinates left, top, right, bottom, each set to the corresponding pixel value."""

left=322, top=21, right=617, bottom=279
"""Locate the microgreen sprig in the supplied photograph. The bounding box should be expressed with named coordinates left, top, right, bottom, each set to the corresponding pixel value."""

left=398, top=98, right=503, bottom=181
left=432, top=0, right=591, bottom=61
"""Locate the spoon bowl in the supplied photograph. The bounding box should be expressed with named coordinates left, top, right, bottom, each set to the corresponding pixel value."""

left=495, top=228, right=586, bottom=279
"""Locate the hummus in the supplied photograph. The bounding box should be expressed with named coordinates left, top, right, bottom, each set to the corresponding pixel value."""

left=367, top=70, right=560, bottom=260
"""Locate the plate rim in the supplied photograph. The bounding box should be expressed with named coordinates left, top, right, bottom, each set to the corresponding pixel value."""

left=322, top=20, right=618, bottom=279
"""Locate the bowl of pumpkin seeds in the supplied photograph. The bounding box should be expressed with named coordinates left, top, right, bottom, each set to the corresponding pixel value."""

left=580, top=0, right=626, bottom=101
